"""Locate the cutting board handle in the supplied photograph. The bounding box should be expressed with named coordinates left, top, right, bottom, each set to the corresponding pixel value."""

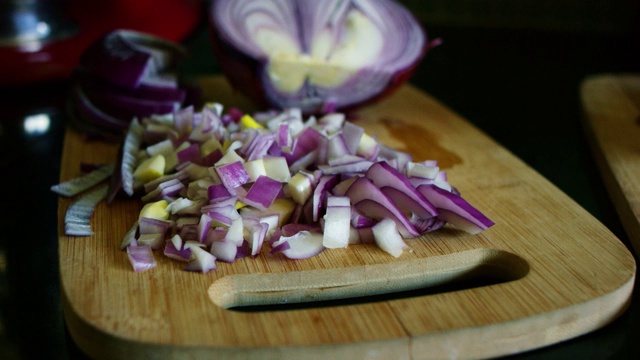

left=208, top=248, right=529, bottom=309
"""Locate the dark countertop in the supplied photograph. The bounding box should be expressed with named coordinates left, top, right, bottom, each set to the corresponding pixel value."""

left=1, top=17, right=639, bottom=360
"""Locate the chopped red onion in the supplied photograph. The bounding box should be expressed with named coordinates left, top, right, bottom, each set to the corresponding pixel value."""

left=183, top=245, right=217, bottom=273
left=127, top=244, right=157, bottom=272
left=215, top=161, right=250, bottom=189
left=209, top=239, right=239, bottom=263
left=164, top=238, right=192, bottom=262
left=322, top=196, right=351, bottom=248
left=417, top=184, right=495, bottom=234
left=346, top=177, right=419, bottom=238
left=243, top=175, right=283, bottom=210
left=365, top=161, right=438, bottom=218
left=372, top=217, right=411, bottom=258
left=271, top=230, right=325, bottom=259
left=55, top=97, right=494, bottom=273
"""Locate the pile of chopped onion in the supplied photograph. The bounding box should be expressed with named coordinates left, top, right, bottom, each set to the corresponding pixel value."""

left=107, top=103, right=494, bottom=273
left=68, top=29, right=198, bottom=140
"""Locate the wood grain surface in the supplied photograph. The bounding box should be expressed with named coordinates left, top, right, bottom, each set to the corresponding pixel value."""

left=58, top=76, right=636, bottom=359
left=581, top=74, right=640, bottom=257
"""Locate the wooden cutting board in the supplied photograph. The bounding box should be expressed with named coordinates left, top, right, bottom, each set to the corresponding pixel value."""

left=58, top=76, right=636, bottom=360
left=581, top=74, right=640, bottom=257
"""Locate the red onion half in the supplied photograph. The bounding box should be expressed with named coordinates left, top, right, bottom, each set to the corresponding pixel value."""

left=208, top=0, right=438, bottom=114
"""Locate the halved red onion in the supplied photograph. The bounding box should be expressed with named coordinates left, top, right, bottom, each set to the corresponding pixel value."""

left=209, top=0, right=437, bottom=114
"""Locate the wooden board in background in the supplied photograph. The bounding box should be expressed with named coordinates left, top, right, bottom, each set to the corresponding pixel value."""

left=581, top=74, right=640, bottom=257
left=58, top=76, right=636, bottom=359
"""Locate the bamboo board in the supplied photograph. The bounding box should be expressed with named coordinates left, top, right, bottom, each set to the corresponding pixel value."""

left=581, top=74, right=640, bottom=257
left=58, top=76, right=636, bottom=359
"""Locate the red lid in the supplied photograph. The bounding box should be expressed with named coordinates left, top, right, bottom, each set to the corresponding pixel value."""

left=0, top=0, right=202, bottom=85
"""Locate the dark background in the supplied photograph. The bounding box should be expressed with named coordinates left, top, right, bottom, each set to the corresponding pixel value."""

left=1, top=0, right=639, bottom=358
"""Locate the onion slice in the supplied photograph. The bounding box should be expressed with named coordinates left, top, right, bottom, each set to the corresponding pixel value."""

left=64, top=184, right=108, bottom=236
left=69, top=29, right=196, bottom=140
left=127, top=244, right=158, bottom=272
left=51, top=163, right=115, bottom=197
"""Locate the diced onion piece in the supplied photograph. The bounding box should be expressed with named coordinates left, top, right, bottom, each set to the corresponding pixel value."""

left=417, top=184, right=494, bottom=234
left=183, top=245, right=217, bottom=273
left=139, top=200, right=169, bottom=220
left=262, top=156, right=291, bottom=182
left=243, top=175, right=283, bottom=210
left=372, top=217, right=410, bottom=258
left=127, top=244, right=157, bottom=272
left=209, top=239, right=239, bottom=263
left=357, top=132, right=379, bottom=159
left=346, top=177, right=419, bottom=238
left=243, top=218, right=269, bottom=257
left=215, top=149, right=244, bottom=166
left=366, top=161, right=438, bottom=218
left=287, top=172, right=314, bottom=204
left=406, top=161, right=439, bottom=179
left=243, top=159, right=267, bottom=182
left=120, top=221, right=139, bottom=250
left=322, top=196, right=351, bottom=248
left=164, top=237, right=192, bottom=262
left=271, top=230, right=325, bottom=259
left=137, top=233, right=165, bottom=249
left=312, top=175, right=339, bottom=222
left=216, top=161, right=250, bottom=189
left=224, top=217, right=245, bottom=246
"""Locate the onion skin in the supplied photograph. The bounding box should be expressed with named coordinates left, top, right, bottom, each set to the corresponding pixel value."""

left=208, top=0, right=437, bottom=115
